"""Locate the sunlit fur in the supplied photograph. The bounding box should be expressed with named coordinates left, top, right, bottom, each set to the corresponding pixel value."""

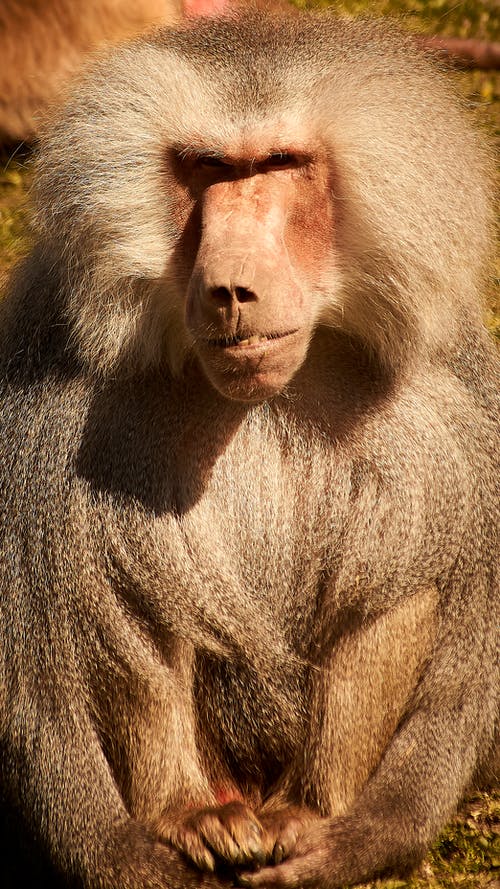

left=0, top=10, right=497, bottom=889
left=30, top=13, right=494, bottom=379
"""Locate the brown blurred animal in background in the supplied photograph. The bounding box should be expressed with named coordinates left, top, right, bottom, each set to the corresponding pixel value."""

left=0, top=6, right=498, bottom=889
left=0, top=1, right=185, bottom=143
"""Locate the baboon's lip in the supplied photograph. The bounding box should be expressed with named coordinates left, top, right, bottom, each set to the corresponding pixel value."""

left=207, top=330, right=298, bottom=349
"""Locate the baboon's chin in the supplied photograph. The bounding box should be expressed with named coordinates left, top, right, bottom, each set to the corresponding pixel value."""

left=206, top=367, right=293, bottom=403
left=195, top=333, right=308, bottom=402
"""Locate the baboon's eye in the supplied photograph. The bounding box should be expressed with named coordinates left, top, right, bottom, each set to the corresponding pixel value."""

left=268, top=152, right=293, bottom=166
left=197, top=155, right=231, bottom=170
left=258, top=152, right=305, bottom=173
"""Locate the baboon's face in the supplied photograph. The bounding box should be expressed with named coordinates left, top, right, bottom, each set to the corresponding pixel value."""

left=171, top=138, right=334, bottom=401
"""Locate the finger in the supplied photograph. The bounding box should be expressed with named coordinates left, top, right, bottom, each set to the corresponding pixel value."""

left=198, top=815, right=244, bottom=864
left=237, top=864, right=292, bottom=888
left=226, top=813, right=266, bottom=865
left=169, top=826, right=217, bottom=873
left=182, top=833, right=217, bottom=873
left=237, top=855, right=316, bottom=888
left=198, top=816, right=263, bottom=866
left=201, top=805, right=266, bottom=867
left=272, top=818, right=303, bottom=864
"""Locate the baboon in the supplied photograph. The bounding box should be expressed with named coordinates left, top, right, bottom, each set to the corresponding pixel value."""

left=0, top=8, right=498, bottom=889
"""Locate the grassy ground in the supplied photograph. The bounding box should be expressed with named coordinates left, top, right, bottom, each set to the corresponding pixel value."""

left=0, top=1, right=498, bottom=887
left=0, top=147, right=31, bottom=287
left=361, top=793, right=500, bottom=889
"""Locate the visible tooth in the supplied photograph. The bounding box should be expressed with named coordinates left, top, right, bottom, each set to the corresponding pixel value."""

left=224, top=334, right=269, bottom=347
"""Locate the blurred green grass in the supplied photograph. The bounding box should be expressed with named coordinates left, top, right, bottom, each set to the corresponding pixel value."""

left=0, top=151, right=31, bottom=285
left=359, top=792, right=500, bottom=889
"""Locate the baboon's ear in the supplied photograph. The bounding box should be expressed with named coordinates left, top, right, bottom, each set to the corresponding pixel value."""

left=182, top=0, right=232, bottom=16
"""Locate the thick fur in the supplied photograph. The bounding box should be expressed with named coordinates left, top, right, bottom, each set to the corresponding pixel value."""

left=0, top=10, right=498, bottom=889
left=32, top=15, right=493, bottom=377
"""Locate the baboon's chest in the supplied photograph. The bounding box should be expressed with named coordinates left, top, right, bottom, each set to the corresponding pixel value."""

left=156, top=425, right=343, bottom=770
left=176, top=420, right=346, bottom=632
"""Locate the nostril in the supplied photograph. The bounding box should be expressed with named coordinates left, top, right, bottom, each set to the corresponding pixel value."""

left=208, top=286, right=257, bottom=305
left=210, top=286, right=232, bottom=305
left=235, top=286, right=257, bottom=303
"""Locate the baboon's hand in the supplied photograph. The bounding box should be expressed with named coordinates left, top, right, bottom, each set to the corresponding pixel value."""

left=237, top=818, right=330, bottom=888
left=154, top=801, right=267, bottom=873
left=258, top=806, right=317, bottom=865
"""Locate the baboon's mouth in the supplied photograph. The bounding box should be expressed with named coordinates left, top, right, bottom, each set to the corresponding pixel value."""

left=208, top=330, right=298, bottom=349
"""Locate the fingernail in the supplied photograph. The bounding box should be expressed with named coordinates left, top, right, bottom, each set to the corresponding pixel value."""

left=273, top=842, right=285, bottom=864
left=248, top=845, right=266, bottom=866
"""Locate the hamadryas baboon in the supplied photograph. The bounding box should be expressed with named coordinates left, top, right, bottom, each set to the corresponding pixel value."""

left=0, top=8, right=498, bottom=888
